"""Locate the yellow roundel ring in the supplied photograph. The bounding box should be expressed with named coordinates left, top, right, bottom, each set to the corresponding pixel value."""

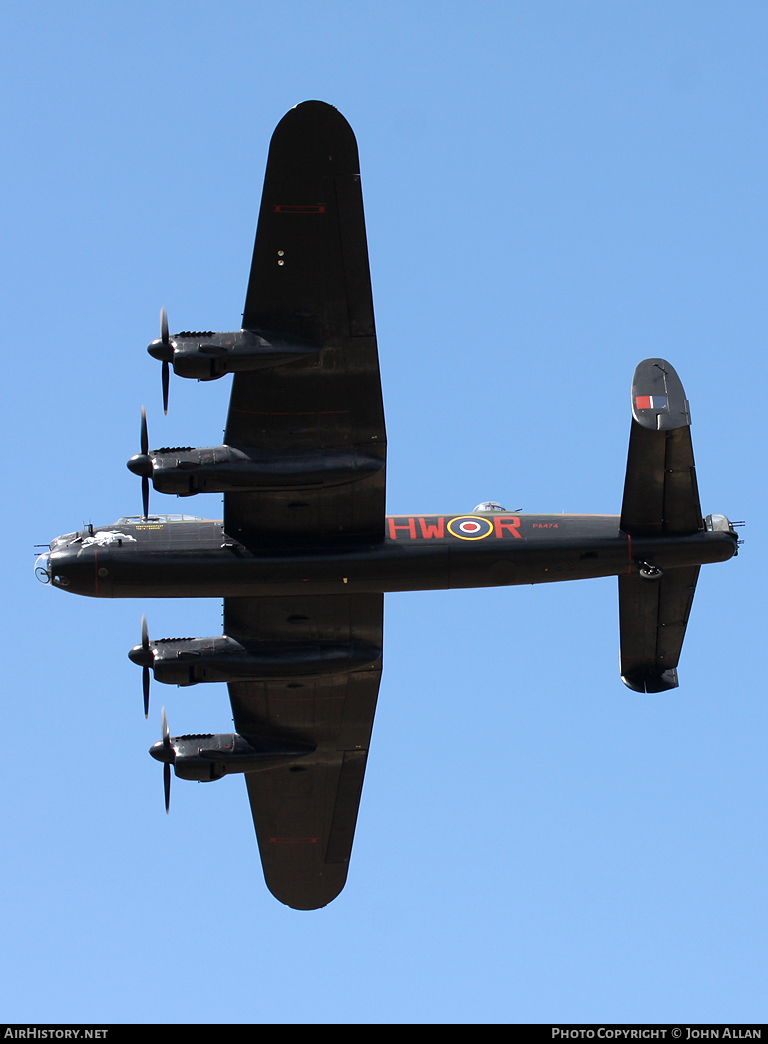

left=447, top=515, right=494, bottom=540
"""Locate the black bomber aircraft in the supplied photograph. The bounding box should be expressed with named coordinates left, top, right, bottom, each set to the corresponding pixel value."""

left=37, top=101, right=739, bottom=910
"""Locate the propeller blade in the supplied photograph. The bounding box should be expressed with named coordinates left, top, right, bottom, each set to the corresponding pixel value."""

left=149, top=708, right=174, bottom=812
left=164, top=762, right=171, bottom=814
left=127, top=408, right=153, bottom=515
left=161, top=708, right=172, bottom=811
left=160, top=309, right=171, bottom=414
left=128, top=613, right=153, bottom=716
left=140, top=405, right=148, bottom=456
left=162, top=360, right=170, bottom=415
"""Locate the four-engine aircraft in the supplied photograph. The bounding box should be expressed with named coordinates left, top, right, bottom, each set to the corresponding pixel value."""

left=36, top=101, right=739, bottom=910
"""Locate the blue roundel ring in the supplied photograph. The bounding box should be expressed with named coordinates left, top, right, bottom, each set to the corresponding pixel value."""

left=447, top=515, right=494, bottom=540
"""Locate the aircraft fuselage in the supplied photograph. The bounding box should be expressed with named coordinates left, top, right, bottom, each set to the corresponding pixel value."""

left=45, top=512, right=736, bottom=599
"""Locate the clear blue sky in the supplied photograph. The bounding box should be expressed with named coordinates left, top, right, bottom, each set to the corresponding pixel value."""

left=3, top=0, right=766, bottom=1024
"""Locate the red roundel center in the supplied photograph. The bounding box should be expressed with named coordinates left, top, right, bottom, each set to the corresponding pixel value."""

left=460, top=520, right=481, bottom=533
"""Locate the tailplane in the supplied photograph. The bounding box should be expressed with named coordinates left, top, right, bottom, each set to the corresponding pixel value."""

left=618, top=359, right=703, bottom=692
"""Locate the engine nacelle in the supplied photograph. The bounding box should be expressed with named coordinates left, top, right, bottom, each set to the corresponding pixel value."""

left=129, top=443, right=384, bottom=496
left=130, top=634, right=382, bottom=686
left=147, top=328, right=320, bottom=380
left=150, top=730, right=315, bottom=781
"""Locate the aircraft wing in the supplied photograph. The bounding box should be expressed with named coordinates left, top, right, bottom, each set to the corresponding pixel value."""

left=222, top=103, right=386, bottom=907
left=226, top=100, right=386, bottom=546
left=225, top=594, right=383, bottom=910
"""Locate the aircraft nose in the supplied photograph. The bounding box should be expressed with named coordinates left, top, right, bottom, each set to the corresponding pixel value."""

left=34, top=553, right=51, bottom=584
left=48, top=543, right=108, bottom=596
left=49, top=547, right=76, bottom=586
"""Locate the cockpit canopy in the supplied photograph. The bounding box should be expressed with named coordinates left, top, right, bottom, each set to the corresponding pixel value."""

left=472, top=501, right=507, bottom=513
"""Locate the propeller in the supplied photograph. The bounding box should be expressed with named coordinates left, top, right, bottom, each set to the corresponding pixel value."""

left=161, top=707, right=172, bottom=814
left=126, top=406, right=152, bottom=520
left=147, top=307, right=173, bottom=414
left=160, top=307, right=170, bottom=415
left=127, top=614, right=154, bottom=717
left=141, top=615, right=151, bottom=717
left=148, top=708, right=175, bottom=814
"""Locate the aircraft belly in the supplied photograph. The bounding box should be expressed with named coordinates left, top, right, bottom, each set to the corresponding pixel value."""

left=103, top=545, right=451, bottom=597
left=627, top=533, right=735, bottom=569
left=448, top=546, right=628, bottom=588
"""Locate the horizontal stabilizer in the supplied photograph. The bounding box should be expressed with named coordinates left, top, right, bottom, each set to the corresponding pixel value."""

left=620, top=359, right=703, bottom=535
left=619, top=566, right=700, bottom=692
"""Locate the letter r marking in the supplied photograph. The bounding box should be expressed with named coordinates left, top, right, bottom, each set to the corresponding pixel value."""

left=494, top=516, right=522, bottom=538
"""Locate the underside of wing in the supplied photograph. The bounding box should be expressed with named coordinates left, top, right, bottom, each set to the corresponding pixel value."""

left=228, top=101, right=385, bottom=547
left=242, top=100, right=375, bottom=342
left=225, top=593, right=383, bottom=910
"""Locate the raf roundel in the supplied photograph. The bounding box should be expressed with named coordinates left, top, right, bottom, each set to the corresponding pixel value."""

left=447, top=515, right=495, bottom=540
